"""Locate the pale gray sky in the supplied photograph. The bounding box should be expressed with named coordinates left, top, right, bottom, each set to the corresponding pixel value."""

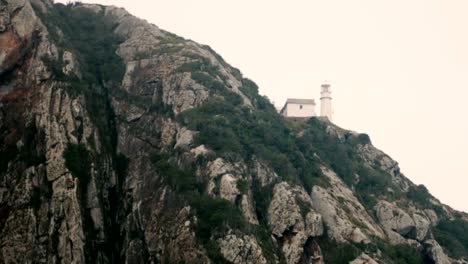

left=57, top=0, right=468, bottom=212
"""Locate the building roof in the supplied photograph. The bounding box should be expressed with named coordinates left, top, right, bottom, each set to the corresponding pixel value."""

left=285, top=98, right=316, bottom=105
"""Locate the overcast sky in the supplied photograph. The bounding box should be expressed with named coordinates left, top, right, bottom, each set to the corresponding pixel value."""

left=57, top=0, right=468, bottom=212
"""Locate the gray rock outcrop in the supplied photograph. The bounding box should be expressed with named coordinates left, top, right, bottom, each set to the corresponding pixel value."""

left=268, top=182, right=323, bottom=264
left=218, top=233, right=268, bottom=264
left=423, top=239, right=452, bottom=264
left=310, top=167, right=384, bottom=243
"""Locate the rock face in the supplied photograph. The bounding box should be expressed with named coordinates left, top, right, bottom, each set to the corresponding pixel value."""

left=218, top=233, right=268, bottom=264
left=350, top=253, right=379, bottom=264
left=375, top=200, right=432, bottom=243
left=0, top=1, right=467, bottom=263
left=310, top=167, right=384, bottom=243
left=268, top=182, right=323, bottom=264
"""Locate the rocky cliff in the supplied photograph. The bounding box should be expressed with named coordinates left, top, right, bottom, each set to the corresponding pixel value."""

left=0, top=1, right=467, bottom=263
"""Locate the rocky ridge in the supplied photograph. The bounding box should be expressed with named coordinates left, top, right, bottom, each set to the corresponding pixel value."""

left=0, top=1, right=467, bottom=263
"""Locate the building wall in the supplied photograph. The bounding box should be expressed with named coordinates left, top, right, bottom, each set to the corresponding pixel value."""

left=284, top=103, right=316, bottom=117
left=320, top=98, right=332, bottom=121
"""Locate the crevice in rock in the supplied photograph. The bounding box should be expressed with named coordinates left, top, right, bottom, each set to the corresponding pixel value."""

left=0, top=204, right=11, bottom=231
left=134, top=135, right=158, bottom=149
left=10, top=3, right=24, bottom=19
left=392, top=226, right=418, bottom=241
left=276, top=225, right=298, bottom=246
left=299, top=237, right=322, bottom=264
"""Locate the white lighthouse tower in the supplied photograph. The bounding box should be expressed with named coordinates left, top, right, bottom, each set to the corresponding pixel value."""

left=320, top=82, right=333, bottom=121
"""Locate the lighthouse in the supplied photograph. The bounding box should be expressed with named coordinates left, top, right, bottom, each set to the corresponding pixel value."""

left=320, top=83, right=333, bottom=121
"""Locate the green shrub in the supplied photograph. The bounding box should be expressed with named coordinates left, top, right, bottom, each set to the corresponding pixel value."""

left=296, top=197, right=311, bottom=218
left=252, top=183, right=274, bottom=225
left=407, top=185, right=432, bottom=206
left=355, top=166, right=392, bottom=196
left=41, top=55, right=66, bottom=80
left=405, top=185, right=446, bottom=215
left=387, top=244, right=424, bottom=264
left=433, top=219, right=468, bottom=259
left=151, top=153, right=201, bottom=194
left=236, top=179, right=249, bottom=195
left=34, top=3, right=126, bottom=86
left=192, top=195, right=245, bottom=240
left=318, top=238, right=360, bottom=263
left=356, top=237, right=424, bottom=264
left=239, top=78, right=259, bottom=101
left=191, top=72, right=225, bottom=92
left=176, top=58, right=221, bottom=77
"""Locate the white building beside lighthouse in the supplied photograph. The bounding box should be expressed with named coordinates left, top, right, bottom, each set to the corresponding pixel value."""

left=279, top=82, right=333, bottom=121
left=280, top=98, right=317, bottom=118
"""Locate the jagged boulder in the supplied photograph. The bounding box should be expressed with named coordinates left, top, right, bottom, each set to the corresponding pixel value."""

left=219, top=173, right=240, bottom=203
left=174, top=126, right=196, bottom=150
left=412, top=213, right=431, bottom=241
left=61, top=50, right=81, bottom=77
left=218, top=233, right=267, bottom=264
left=190, top=144, right=210, bottom=157
left=205, top=157, right=244, bottom=197
left=375, top=201, right=432, bottom=242
left=375, top=201, right=417, bottom=241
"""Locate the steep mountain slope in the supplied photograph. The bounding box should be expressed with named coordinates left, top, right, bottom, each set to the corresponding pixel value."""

left=0, top=0, right=467, bottom=263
